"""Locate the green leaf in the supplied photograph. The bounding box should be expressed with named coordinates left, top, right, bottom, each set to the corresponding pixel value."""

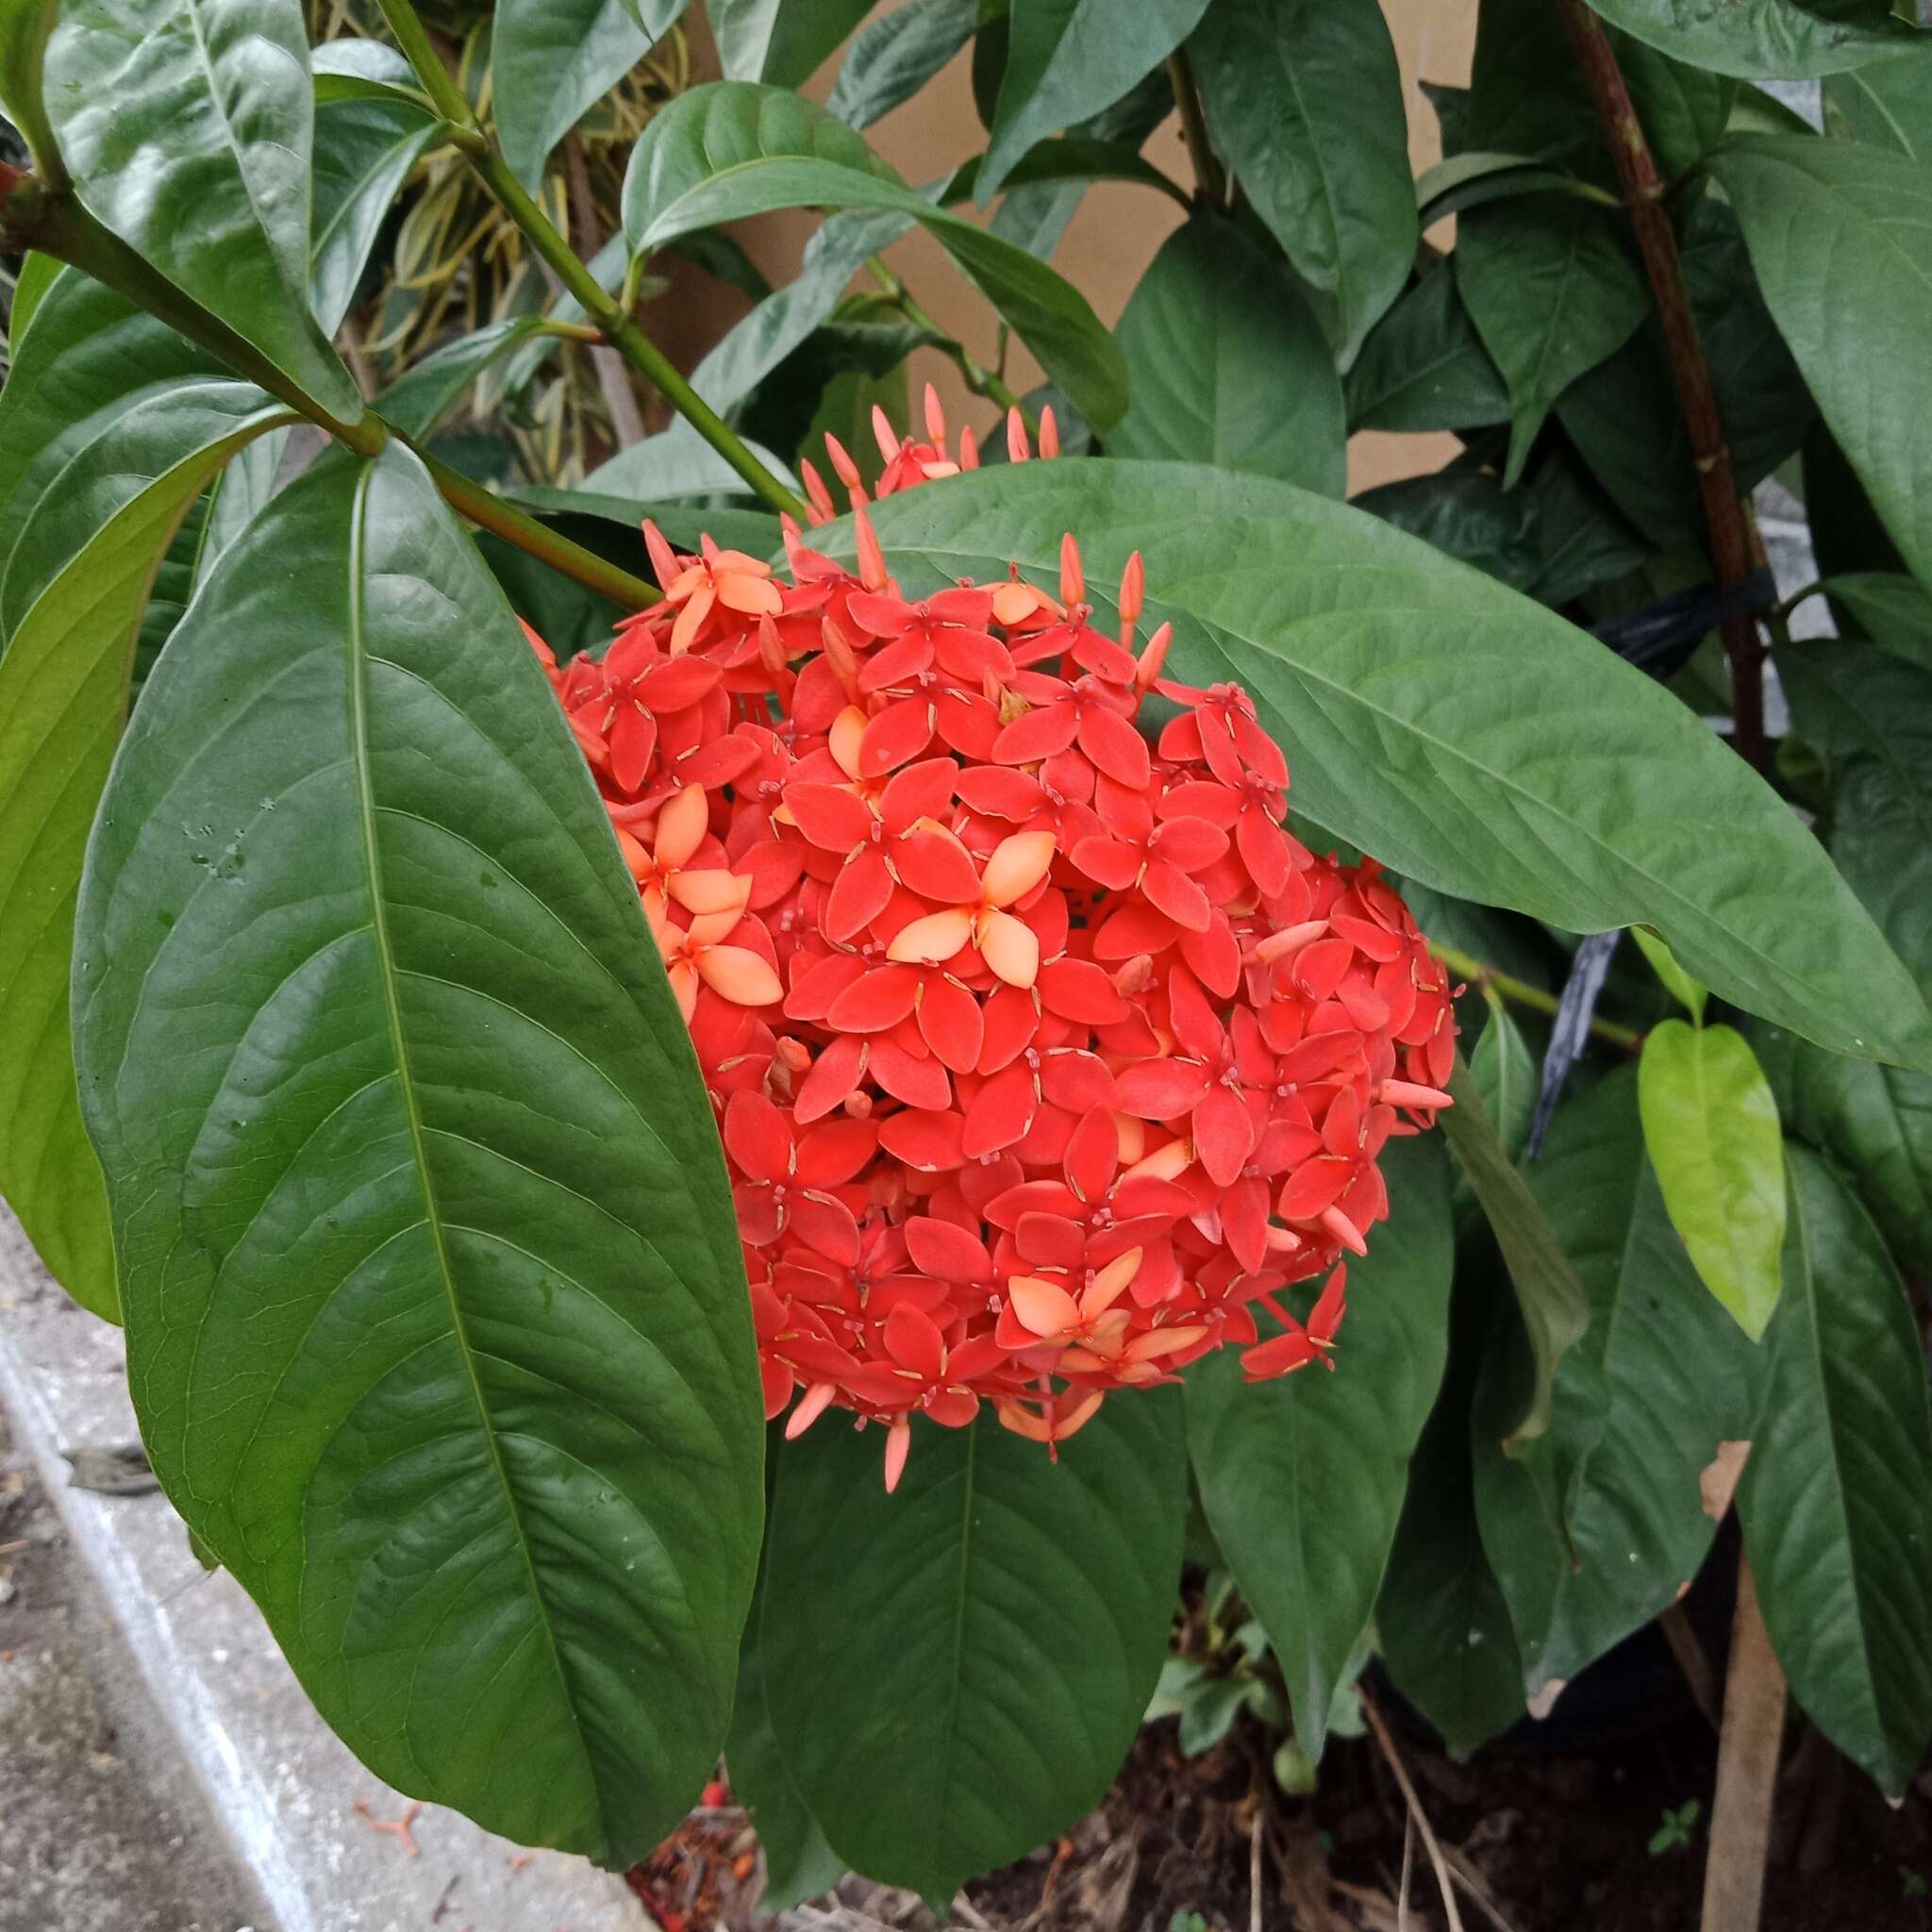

left=1345, top=262, right=1511, bottom=436
left=72, top=445, right=764, bottom=1861
left=1708, top=137, right=1932, bottom=586
left=377, top=320, right=559, bottom=440
left=309, top=94, right=441, bottom=335
left=763, top=1392, right=1186, bottom=1900
left=1176, top=1674, right=1250, bottom=1756
left=827, top=462, right=1932, bottom=1069
left=8, top=250, right=61, bottom=350
left=1473, top=1069, right=1766, bottom=1695
left=1631, top=925, right=1707, bottom=1023
left=1737, top=1146, right=1932, bottom=1796
left=1778, top=637, right=1932, bottom=1008
left=979, top=0, right=1208, bottom=200
left=1824, top=49, right=1932, bottom=158
left=1458, top=198, right=1649, bottom=488
left=622, top=83, right=1128, bottom=428
left=1752, top=1022, right=1932, bottom=1277
left=1441, top=1053, right=1592, bottom=1449
left=941, top=134, right=1191, bottom=208
left=1108, top=216, right=1345, bottom=497
left=0, top=0, right=60, bottom=169
left=308, top=38, right=426, bottom=108
left=505, top=486, right=782, bottom=563
left=1189, top=0, right=1417, bottom=365
left=0, top=421, right=280, bottom=1324
left=1414, top=156, right=1619, bottom=229
left=42, top=0, right=364, bottom=424
left=1186, top=1136, right=1454, bottom=1754
left=1355, top=471, right=1541, bottom=596
left=1583, top=0, right=1925, bottom=80
left=1468, top=999, right=1536, bottom=1159
left=1638, top=1019, right=1786, bottom=1340
left=1818, top=573, right=1932, bottom=675
left=193, top=427, right=289, bottom=593
left=827, top=0, right=977, bottom=129
left=711, top=0, right=876, bottom=89
left=585, top=420, right=798, bottom=500
left=493, top=0, right=688, bottom=194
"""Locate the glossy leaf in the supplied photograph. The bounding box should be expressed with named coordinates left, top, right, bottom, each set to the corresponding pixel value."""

left=1778, top=637, right=1932, bottom=1008
left=0, top=426, right=281, bottom=1324
left=1583, top=0, right=1924, bottom=80
left=308, top=36, right=425, bottom=108
left=1819, top=573, right=1932, bottom=675
left=72, top=446, right=764, bottom=1861
left=193, top=428, right=289, bottom=594
left=1709, top=137, right=1932, bottom=586
left=42, top=0, right=364, bottom=424
left=832, top=462, right=1932, bottom=1069
left=1467, top=999, right=1536, bottom=1162
left=1474, top=1070, right=1766, bottom=1696
left=763, top=1393, right=1185, bottom=1899
left=1186, top=1136, right=1454, bottom=1753
left=1345, top=262, right=1510, bottom=435
left=1109, top=217, right=1345, bottom=496
left=1458, top=198, right=1648, bottom=488
left=711, top=0, right=876, bottom=89
left=1189, top=0, right=1416, bottom=364
left=1824, top=49, right=1932, bottom=158
left=1737, top=1146, right=1932, bottom=1796
left=494, top=0, right=688, bottom=193
left=979, top=0, right=1208, bottom=199
left=826, top=0, right=976, bottom=128
left=623, top=83, right=1127, bottom=428
left=309, top=94, right=441, bottom=335
left=1638, top=1020, right=1786, bottom=1341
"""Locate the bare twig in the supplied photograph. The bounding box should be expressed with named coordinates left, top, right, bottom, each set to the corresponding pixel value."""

left=1557, top=0, right=1768, bottom=769
left=1250, top=1807, right=1264, bottom=1932
left=1700, top=1554, right=1788, bottom=1932
left=1164, top=49, right=1226, bottom=207
left=1361, top=1695, right=1466, bottom=1932
left=1441, top=1849, right=1525, bottom=1932
left=1397, top=1815, right=1414, bottom=1932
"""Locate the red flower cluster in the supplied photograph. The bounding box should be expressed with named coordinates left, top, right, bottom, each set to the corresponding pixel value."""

left=525, top=393, right=1457, bottom=1489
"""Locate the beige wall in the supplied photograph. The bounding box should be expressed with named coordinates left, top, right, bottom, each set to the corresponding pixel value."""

left=648, top=0, right=1477, bottom=493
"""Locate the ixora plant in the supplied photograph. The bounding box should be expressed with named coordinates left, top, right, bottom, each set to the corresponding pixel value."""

left=4, top=0, right=1932, bottom=1918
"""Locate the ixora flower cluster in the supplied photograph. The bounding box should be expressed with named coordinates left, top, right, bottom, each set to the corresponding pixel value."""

left=525, top=396, right=1457, bottom=1489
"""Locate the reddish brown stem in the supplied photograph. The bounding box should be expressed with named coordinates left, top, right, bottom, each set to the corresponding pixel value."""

left=1557, top=0, right=1767, bottom=770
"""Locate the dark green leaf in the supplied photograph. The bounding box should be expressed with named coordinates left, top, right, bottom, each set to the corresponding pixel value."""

left=1738, top=1146, right=1932, bottom=1796
left=1186, top=1136, right=1454, bottom=1753
left=1421, top=79, right=1469, bottom=157
left=979, top=0, right=1208, bottom=199
left=764, top=1393, right=1186, bottom=1899
left=1458, top=198, right=1649, bottom=488
left=1638, top=1020, right=1786, bottom=1340
left=711, top=0, right=876, bottom=89
left=1189, top=0, right=1416, bottom=364
left=1709, top=137, right=1932, bottom=586
left=1414, top=155, right=1619, bottom=230
left=1779, top=636, right=1932, bottom=1008
left=1355, top=471, right=1542, bottom=595
left=1524, top=448, right=1654, bottom=607
left=1109, top=216, right=1345, bottom=496
left=827, top=0, right=976, bottom=128
left=1824, top=49, right=1932, bottom=158
left=494, top=0, right=688, bottom=193
left=1473, top=1069, right=1766, bottom=1695
left=42, top=0, right=364, bottom=424
left=622, top=83, right=1128, bottom=429
left=73, top=445, right=764, bottom=1860
left=831, top=460, right=1932, bottom=1070
left=942, top=134, right=1191, bottom=208
left=309, top=94, right=441, bottom=335
left=378, top=319, right=559, bottom=440
left=1346, top=262, right=1510, bottom=436
left=1442, top=1053, right=1592, bottom=1448
left=1584, top=0, right=1925, bottom=80
left=1817, top=572, right=1932, bottom=675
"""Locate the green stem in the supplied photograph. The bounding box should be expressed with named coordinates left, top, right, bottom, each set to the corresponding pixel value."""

left=1430, top=940, right=1645, bottom=1052
left=866, top=259, right=1035, bottom=429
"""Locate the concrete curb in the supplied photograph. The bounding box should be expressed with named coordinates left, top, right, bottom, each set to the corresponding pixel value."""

left=0, top=1208, right=645, bottom=1932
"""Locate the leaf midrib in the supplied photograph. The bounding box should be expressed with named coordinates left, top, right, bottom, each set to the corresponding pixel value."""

left=342, top=465, right=608, bottom=1853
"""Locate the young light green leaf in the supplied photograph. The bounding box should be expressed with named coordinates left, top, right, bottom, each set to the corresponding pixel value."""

left=764, top=1393, right=1185, bottom=1901
left=1817, top=574, right=1932, bottom=675
left=834, top=460, right=1932, bottom=1073
left=42, top=0, right=365, bottom=424
left=1186, top=1136, right=1453, bottom=1756
left=1189, top=0, right=1416, bottom=364
left=7, top=251, right=61, bottom=351
left=0, top=408, right=293, bottom=1322
left=1738, top=1146, right=1932, bottom=1796
left=0, top=0, right=61, bottom=171
left=1109, top=216, right=1345, bottom=496
left=1345, top=261, right=1511, bottom=436
left=1631, top=925, right=1707, bottom=1024
left=493, top=0, right=689, bottom=194
left=978, top=0, right=1208, bottom=201
left=1709, top=138, right=1932, bottom=587
left=309, top=94, right=441, bottom=335
left=1638, top=1019, right=1785, bottom=1340
left=711, top=0, right=876, bottom=89
left=73, top=445, right=764, bottom=1862
left=826, top=0, right=976, bottom=129
left=623, top=85, right=1127, bottom=428
left=1458, top=198, right=1649, bottom=488
left=1583, top=0, right=1924, bottom=80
